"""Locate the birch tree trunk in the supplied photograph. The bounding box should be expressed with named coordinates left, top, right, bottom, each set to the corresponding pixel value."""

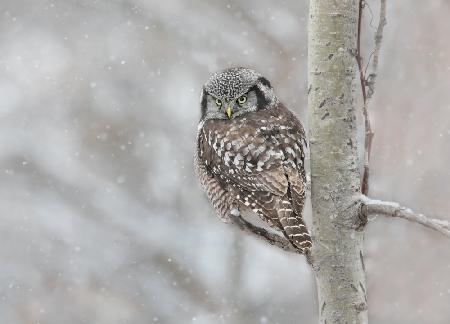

left=308, top=0, right=368, bottom=323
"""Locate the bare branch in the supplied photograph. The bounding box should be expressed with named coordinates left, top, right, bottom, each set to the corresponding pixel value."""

left=360, top=109, right=374, bottom=195
left=361, top=197, right=450, bottom=238
left=231, top=216, right=302, bottom=254
left=357, top=0, right=374, bottom=195
left=359, top=0, right=387, bottom=195
left=366, top=0, right=387, bottom=100
left=356, top=0, right=367, bottom=106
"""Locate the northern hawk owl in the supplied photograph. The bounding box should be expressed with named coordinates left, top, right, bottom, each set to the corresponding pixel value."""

left=195, top=67, right=311, bottom=252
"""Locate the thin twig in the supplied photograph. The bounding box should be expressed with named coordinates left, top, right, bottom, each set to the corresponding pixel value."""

left=361, top=197, right=450, bottom=238
left=356, top=0, right=371, bottom=195
left=364, top=1, right=376, bottom=29
left=356, top=0, right=367, bottom=105
left=361, top=116, right=374, bottom=195
left=358, top=0, right=387, bottom=195
left=231, top=216, right=303, bottom=254
left=366, top=0, right=387, bottom=100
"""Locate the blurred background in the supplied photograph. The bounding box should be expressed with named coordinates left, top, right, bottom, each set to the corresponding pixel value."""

left=1, top=0, right=449, bottom=323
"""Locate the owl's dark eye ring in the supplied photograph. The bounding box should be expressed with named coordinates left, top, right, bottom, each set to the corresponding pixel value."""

left=237, top=95, right=247, bottom=105
left=215, top=98, right=222, bottom=107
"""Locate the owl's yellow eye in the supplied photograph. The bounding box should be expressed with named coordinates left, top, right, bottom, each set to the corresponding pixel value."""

left=215, top=98, right=222, bottom=107
left=237, top=95, right=247, bottom=105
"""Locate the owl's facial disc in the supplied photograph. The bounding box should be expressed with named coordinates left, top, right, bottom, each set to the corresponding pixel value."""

left=200, top=67, right=277, bottom=121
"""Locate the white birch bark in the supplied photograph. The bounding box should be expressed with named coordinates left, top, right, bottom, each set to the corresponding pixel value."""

left=308, top=0, right=368, bottom=323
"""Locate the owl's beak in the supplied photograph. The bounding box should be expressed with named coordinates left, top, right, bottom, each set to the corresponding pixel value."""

left=226, top=107, right=233, bottom=119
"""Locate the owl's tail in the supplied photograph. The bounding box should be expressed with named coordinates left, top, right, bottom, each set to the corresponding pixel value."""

left=278, top=199, right=312, bottom=253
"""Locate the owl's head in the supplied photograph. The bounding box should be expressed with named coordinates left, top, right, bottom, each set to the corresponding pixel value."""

left=200, top=67, right=277, bottom=121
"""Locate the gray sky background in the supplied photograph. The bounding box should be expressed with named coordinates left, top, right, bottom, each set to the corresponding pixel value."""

left=0, top=0, right=449, bottom=323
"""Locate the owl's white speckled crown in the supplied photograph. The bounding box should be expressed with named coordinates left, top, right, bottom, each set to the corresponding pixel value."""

left=204, top=67, right=262, bottom=101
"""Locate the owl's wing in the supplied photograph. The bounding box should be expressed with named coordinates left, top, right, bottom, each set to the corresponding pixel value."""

left=195, top=129, right=236, bottom=222
left=229, top=165, right=288, bottom=196
left=231, top=168, right=310, bottom=252
left=285, top=166, right=306, bottom=215
left=198, top=111, right=311, bottom=251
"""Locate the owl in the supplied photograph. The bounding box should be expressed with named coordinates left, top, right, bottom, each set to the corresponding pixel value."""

left=195, top=67, right=311, bottom=253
